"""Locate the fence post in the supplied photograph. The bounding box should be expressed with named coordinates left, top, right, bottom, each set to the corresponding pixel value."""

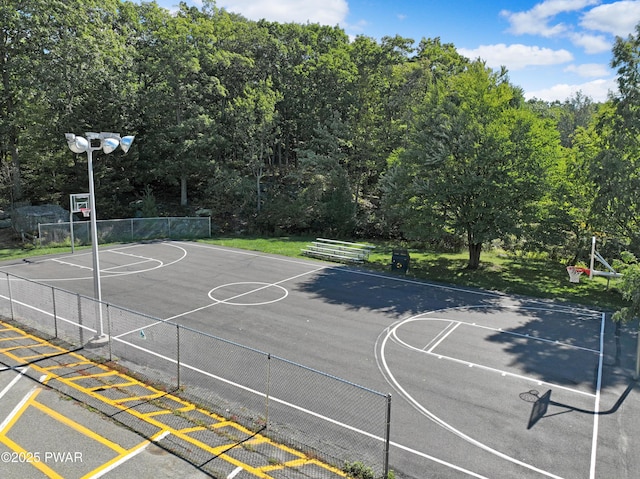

left=77, top=293, right=84, bottom=344
left=384, top=394, right=391, bottom=479
left=106, top=304, right=112, bottom=362
left=176, top=324, right=181, bottom=389
left=52, top=287, right=58, bottom=339
left=6, top=272, right=14, bottom=321
left=265, top=353, right=271, bottom=430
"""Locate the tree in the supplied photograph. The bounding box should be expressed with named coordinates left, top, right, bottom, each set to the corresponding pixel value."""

left=381, top=61, right=559, bottom=268
left=583, top=25, right=640, bottom=250
left=228, top=78, right=281, bottom=212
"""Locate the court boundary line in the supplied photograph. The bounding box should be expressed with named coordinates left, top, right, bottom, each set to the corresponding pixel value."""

left=589, top=312, right=605, bottom=479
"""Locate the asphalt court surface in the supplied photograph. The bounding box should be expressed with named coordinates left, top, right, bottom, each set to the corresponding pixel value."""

left=0, top=240, right=639, bottom=479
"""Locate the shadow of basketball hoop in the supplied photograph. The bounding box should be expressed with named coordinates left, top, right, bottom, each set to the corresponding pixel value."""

left=520, top=389, right=552, bottom=429
left=520, top=381, right=635, bottom=429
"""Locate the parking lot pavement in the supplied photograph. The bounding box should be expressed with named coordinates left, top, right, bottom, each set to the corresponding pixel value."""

left=0, top=320, right=346, bottom=479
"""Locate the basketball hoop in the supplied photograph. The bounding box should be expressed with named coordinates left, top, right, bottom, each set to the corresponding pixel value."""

left=80, top=207, right=91, bottom=218
left=566, top=266, right=589, bottom=283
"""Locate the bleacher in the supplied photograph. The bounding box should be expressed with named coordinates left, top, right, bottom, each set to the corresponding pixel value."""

left=301, top=238, right=374, bottom=264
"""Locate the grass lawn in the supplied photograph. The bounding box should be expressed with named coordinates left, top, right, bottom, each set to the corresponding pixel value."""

left=0, top=235, right=626, bottom=312
left=197, top=236, right=626, bottom=312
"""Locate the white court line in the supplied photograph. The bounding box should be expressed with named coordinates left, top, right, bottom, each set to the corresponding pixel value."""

left=101, top=258, right=160, bottom=272
left=589, top=312, right=606, bottom=479
left=0, top=367, right=29, bottom=401
left=51, top=258, right=93, bottom=271
left=0, top=374, right=47, bottom=432
left=227, top=466, right=243, bottom=479
left=87, top=430, right=171, bottom=479
left=425, top=321, right=460, bottom=353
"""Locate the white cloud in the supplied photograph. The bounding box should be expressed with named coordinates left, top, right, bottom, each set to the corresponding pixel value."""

left=218, top=0, right=349, bottom=25
left=564, top=62, right=612, bottom=76
left=568, top=32, right=611, bottom=53
left=501, top=0, right=600, bottom=37
left=580, top=0, right=640, bottom=36
left=458, top=44, right=573, bottom=70
left=526, top=77, right=617, bottom=102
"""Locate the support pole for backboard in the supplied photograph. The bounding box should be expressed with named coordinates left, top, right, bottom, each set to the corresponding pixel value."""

left=70, top=193, right=90, bottom=254
left=589, top=236, right=596, bottom=280
left=70, top=209, right=75, bottom=253
left=636, top=334, right=640, bottom=380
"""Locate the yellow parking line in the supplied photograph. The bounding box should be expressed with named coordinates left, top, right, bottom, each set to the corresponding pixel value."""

left=80, top=430, right=169, bottom=479
left=0, top=386, right=43, bottom=434
left=0, top=434, right=65, bottom=479
left=30, top=400, right=127, bottom=455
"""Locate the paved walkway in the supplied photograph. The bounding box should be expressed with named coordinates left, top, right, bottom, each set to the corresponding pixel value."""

left=0, top=319, right=346, bottom=479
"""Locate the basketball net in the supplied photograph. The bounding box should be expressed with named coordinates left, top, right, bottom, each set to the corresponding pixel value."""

left=80, top=207, right=91, bottom=218
left=566, top=266, right=589, bottom=283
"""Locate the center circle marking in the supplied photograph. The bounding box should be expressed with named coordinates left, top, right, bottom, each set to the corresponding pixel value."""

left=208, top=282, right=288, bottom=306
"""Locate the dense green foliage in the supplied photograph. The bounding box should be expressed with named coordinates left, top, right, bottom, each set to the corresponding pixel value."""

left=2, top=0, right=640, bottom=281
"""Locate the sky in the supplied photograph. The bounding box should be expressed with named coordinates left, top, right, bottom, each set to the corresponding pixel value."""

left=148, top=0, right=640, bottom=103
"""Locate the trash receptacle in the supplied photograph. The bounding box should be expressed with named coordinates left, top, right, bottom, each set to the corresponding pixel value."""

left=391, top=248, right=410, bottom=273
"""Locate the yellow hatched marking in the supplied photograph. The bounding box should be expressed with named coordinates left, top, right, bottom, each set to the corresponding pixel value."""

left=177, top=425, right=206, bottom=433
left=31, top=400, right=127, bottom=454
left=0, top=345, right=37, bottom=353
left=2, top=340, right=67, bottom=353
left=112, top=392, right=166, bottom=403
left=0, top=335, right=29, bottom=342
left=87, top=380, right=139, bottom=391
left=67, top=371, right=119, bottom=381
left=144, top=410, right=174, bottom=417
left=17, top=352, right=64, bottom=361
left=0, top=321, right=347, bottom=478
left=211, top=421, right=235, bottom=429
left=42, top=360, right=94, bottom=370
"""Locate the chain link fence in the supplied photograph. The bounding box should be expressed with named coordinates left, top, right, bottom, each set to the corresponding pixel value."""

left=37, top=217, right=212, bottom=246
left=0, top=270, right=392, bottom=478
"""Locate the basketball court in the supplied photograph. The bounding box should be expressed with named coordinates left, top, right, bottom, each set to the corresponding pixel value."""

left=0, top=240, right=637, bottom=479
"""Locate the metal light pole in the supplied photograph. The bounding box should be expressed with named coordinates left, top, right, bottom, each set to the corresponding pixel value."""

left=65, top=132, right=134, bottom=344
